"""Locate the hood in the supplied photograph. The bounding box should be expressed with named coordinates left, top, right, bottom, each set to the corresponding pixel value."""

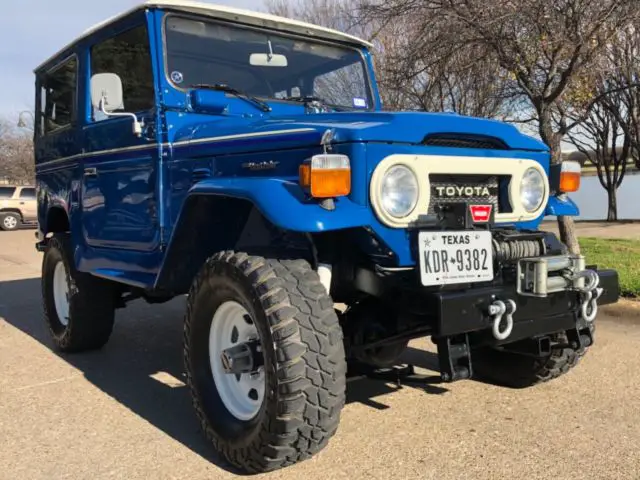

left=172, top=111, right=548, bottom=152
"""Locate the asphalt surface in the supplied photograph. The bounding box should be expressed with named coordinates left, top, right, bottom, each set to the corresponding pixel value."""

left=1, top=229, right=639, bottom=480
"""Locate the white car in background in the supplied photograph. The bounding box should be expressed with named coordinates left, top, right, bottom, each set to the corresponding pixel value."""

left=0, top=185, right=37, bottom=231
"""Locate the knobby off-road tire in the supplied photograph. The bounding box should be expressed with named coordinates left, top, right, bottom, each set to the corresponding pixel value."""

left=184, top=251, right=347, bottom=473
left=0, top=212, right=20, bottom=231
left=42, top=233, right=116, bottom=352
left=472, top=331, right=589, bottom=388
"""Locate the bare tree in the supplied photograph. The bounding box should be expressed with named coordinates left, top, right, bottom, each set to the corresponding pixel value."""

left=265, top=0, right=508, bottom=116
left=360, top=0, right=640, bottom=253
left=0, top=118, right=35, bottom=185
left=600, top=25, right=640, bottom=170
left=567, top=100, right=630, bottom=221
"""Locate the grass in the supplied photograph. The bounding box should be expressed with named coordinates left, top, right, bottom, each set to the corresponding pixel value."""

left=580, top=237, right=640, bottom=297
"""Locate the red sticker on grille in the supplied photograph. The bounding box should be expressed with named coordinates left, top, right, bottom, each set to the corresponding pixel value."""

left=469, top=205, right=492, bottom=223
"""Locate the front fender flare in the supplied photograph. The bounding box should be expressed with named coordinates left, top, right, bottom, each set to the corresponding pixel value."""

left=154, top=178, right=375, bottom=293
left=188, top=178, right=374, bottom=232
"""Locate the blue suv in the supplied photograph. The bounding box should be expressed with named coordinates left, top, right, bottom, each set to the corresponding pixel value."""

left=33, top=1, right=619, bottom=473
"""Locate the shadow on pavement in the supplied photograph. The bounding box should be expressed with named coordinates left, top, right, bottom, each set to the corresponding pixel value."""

left=0, top=276, right=447, bottom=474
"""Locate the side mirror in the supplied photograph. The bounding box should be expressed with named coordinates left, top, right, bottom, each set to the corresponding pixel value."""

left=90, top=73, right=124, bottom=112
left=90, top=73, right=142, bottom=137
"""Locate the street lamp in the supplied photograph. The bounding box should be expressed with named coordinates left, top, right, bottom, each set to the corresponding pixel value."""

left=17, top=111, right=35, bottom=130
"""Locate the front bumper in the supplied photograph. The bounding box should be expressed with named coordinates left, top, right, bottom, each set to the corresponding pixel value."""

left=433, top=267, right=619, bottom=344
left=426, top=255, right=618, bottom=383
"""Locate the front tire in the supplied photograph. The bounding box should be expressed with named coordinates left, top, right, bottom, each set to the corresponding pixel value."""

left=0, top=212, right=20, bottom=231
left=184, top=252, right=347, bottom=473
left=42, top=234, right=116, bottom=352
left=472, top=331, right=587, bottom=388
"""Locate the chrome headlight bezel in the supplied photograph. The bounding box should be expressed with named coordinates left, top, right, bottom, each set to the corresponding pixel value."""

left=520, top=167, right=546, bottom=213
left=379, top=164, right=420, bottom=219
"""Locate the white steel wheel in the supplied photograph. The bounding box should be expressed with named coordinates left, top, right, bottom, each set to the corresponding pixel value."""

left=2, top=214, right=18, bottom=230
left=52, top=261, right=70, bottom=326
left=209, top=301, right=265, bottom=421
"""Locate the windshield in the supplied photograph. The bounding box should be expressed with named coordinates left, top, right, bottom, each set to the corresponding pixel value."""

left=165, top=16, right=373, bottom=111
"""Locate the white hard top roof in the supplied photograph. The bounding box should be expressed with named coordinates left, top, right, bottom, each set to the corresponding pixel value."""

left=36, top=0, right=372, bottom=71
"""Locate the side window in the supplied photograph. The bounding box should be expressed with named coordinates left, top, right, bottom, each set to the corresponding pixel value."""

left=0, top=187, right=16, bottom=199
left=314, top=62, right=368, bottom=109
left=19, top=188, right=36, bottom=199
left=40, top=57, right=77, bottom=134
left=91, top=25, right=154, bottom=120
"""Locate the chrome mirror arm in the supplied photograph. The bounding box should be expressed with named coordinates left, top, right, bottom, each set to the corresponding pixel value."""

left=99, top=97, right=143, bottom=137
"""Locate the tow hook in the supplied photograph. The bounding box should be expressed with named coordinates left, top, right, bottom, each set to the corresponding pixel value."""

left=565, top=269, right=603, bottom=323
left=488, top=299, right=517, bottom=341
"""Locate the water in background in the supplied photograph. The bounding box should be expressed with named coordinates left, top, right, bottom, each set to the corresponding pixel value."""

left=565, top=173, right=640, bottom=220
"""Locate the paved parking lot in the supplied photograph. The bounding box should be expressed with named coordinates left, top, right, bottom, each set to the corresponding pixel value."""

left=1, top=229, right=639, bottom=480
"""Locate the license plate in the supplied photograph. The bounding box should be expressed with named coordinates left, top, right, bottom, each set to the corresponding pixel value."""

left=418, top=231, right=493, bottom=286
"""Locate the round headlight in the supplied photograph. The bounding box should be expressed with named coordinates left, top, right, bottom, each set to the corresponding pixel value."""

left=520, top=167, right=546, bottom=212
left=380, top=165, right=419, bottom=218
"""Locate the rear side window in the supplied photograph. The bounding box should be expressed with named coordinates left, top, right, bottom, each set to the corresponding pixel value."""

left=0, top=187, right=16, bottom=199
left=91, top=25, right=155, bottom=119
left=19, top=188, right=36, bottom=199
left=40, top=57, right=78, bottom=134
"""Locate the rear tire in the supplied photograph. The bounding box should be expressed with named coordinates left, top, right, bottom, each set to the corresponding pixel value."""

left=42, top=233, right=116, bottom=352
left=472, top=331, right=587, bottom=388
left=184, top=251, right=346, bottom=473
left=0, top=212, right=20, bottom=231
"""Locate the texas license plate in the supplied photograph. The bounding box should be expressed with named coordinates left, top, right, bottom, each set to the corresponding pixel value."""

left=418, top=231, right=493, bottom=286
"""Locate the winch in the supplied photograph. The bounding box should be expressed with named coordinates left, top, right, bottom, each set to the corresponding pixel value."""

left=479, top=255, right=605, bottom=341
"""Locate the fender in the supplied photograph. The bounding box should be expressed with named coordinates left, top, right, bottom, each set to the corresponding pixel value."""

left=187, top=177, right=375, bottom=232
left=154, top=178, right=374, bottom=293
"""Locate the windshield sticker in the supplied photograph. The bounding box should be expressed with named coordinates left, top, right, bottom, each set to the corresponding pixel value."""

left=171, top=71, right=184, bottom=84
left=353, top=97, right=367, bottom=108
left=290, top=87, right=301, bottom=98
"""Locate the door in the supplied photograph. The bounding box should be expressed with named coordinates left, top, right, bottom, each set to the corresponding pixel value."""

left=81, top=22, right=160, bottom=251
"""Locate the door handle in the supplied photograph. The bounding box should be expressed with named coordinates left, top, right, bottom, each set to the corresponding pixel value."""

left=84, top=167, right=98, bottom=177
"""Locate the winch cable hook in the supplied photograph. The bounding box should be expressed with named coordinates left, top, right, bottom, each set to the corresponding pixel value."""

left=569, top=269, right=600, bottom=293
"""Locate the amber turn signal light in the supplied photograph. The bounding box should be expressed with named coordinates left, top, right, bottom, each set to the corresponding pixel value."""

left=299, top=154, right=351, bottom=198
left=559, top=161, right=581, bottom=193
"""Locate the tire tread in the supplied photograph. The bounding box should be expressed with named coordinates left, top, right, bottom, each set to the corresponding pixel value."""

left=42, top=234, right=116, bottom=352
left=184, top=251, right=346, bottom=473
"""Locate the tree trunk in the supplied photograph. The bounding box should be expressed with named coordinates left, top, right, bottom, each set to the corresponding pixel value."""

left=557, top=216, right=580, bottom=254
left=607, top=188, right=618, bottom=221
left=539, top=119, right=581, bottom=254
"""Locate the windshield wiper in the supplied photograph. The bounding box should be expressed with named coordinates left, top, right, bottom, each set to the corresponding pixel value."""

left=283, top=95, right=345, bottom=112
left=191, top=83, right=272, bottom=113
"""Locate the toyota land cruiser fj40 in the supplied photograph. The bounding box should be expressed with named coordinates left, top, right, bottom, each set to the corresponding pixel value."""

left=33, top=1, right=619, bottom=473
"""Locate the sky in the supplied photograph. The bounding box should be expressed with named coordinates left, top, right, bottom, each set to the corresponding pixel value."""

left=0, top=0, right=262, bottom=119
